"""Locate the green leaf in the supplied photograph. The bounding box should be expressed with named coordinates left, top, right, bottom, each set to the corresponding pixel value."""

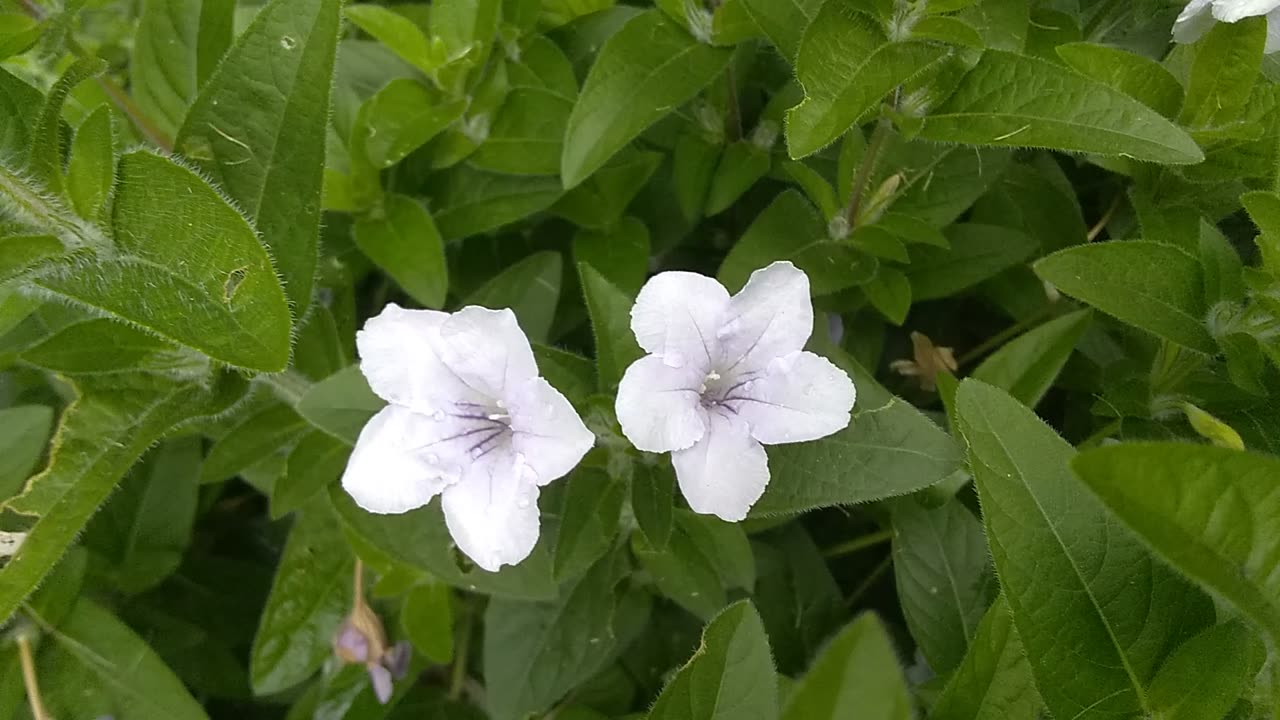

left=344, top=4, right=436, bottom=75
left=0, top=234, right=62, bottom=285
left=202, top=403, right=308, bottom=484
left=131, top=0, right=234, bottom=137
left=673, top=130, right=722, bottom=222
left=29, top=59, right=106, bottom=197
left=355, top=194, right=449, bottom=308
left=356, top=79, right=467, bottom=170
left=632, top=462, right=675, bottom=549
left=485, top=549, right=628, bottom=720
left=1179, top=18, right=1265, bottom=129
left=553, top=147, right=662, bottom=230
left=296, top=365, right=384, bottom=445
left=0, top=69, right=41, bottom=163
left=1055, top=43, right=1183, bottom=119
left=890, top=498, right=993, bottom=675
left=863, top=267, right=911, bottom=325
left=561, top=10, right=732, bottom=188
left=956, top=380, right=1213, bottom=720
left=930, top=595, right=1042, bottom=720
left=463, top=250, right=562, bottom=343
left=1072, top=442, right=1280, bottom=646
left=739, top=0, right=822, bottom=61
left=752, top=525, right=842, bottom=674
left=402, top=582, right=454, bottom=664
left=32, top=598, right=210, bottom=720
left=82, top=438, right=202, bottom=594
left=884, top=141, right=1013, bottom=228
left=578, top=262, right=643, bottom=391
left=65, top=104, right=116, bottom=222
left=906, top=224, right=1037, bottom=303
left=32, top=151, right=293, bottom=371
left=754, top=344, right=961, bottom=515
left=786, top=5, right=947, bottom=158
left=1148, top=620, right=1262, bottom=720
left=635, top=511, right=754, bottom=621
left=706, top=141, right=771, bottom=215
left=19, top=318, right=196, bottom=375
left=0, top=405, right=53, bottom=501
left=718, top=189, right=876, bottom=295
left=471, top=87, right=574, bottom=175
left=177, top=0, right=342, bottom=312
left=554, top=467, right=625, bottom=580
left=0, top=371, right=243, bottom=623
left=917, top=51, right=1204, bottom=164
left=970, top=309, right=1091, bottom=408
left=647, top=600, right=777, bottom=720
left=274, top=430, right=350, bottom=518
left=573, top=215, right=651, bottom=296
left=428, top=165, right=563, bottom=240
left=968, top=160, right=1085, bottom=253
left=533, top=344, right=597, bottom=406
left=1034, top=241, right=1215, bottom=354
left=780, top=613, right=910, bottom=720
left=251, top=494, right=355, bottom=695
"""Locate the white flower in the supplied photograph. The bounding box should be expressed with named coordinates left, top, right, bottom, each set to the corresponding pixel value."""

left=341, top=304, right=595, bottom=572
left=614, top=261, right=856, bottom=522
left=1174, top=0, right=1280, bottom=53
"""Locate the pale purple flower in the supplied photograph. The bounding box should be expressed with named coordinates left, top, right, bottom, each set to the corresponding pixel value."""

left=341, top=304, right=595, bottom=572
left=614, top=262, right=856, bottom=521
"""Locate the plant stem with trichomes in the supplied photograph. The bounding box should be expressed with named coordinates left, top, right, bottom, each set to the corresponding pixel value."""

left=17, top=635, right=51, bottom=720
left=844, top=117, right=893, bottom=228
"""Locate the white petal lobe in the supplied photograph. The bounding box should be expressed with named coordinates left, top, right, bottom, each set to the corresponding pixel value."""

left=441, top=451, right=541, bottom=572
left=433, top=306, right=539, bottom=399
left=342, top=406, right=453, bottom=514
left=507, top=377, right=596, bottom=485
left=719, top=261, right=814, bottom=374
left=1211, top=0, right=1280, bottom=22
left=730, top=351, right=856, bottom=445
left=615, top=355, right=708, bottom=453
left=630, top=271, right=730, bottom=369
left=671, top=410, right=770, bottom=522
left=357, top=304, right=477, bottom=411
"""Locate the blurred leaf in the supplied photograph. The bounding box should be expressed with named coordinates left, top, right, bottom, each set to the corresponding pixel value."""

left=0, top=234, right=62, bottom=285
left=251, top=494, right=355, bottom=695
left=1148, top=620, right=1261, bottom=720
left=19, top=318, right=197, bottom=375
left=780, top=613, right=910, bottom=720
left=931, top=595, right=1042, bottom=720
left=971, top=309, right=1091, bottom=408
left=274, top=430, right=350, bottom=518
left=956, top=380, right=1213, bottom=719
left=573, top=216, right=651, bottom=296
left=561, top=11, right=732, bottom=188
left=579, top=263, right=644, bottom=391
left=0, top=404, right=53, bottom=500
left=429, top=165, right=563, bottom=240
left=132, top=0, right=234, bottom=137
left=65, top=105, right=116, bottom=222
left=673, top=130, right=722, bottom=222
left=1034, top=241, right=1215, bottom=353
left=863, top=267, right=911, bottom=325
left=632, top=462, right=675, bottom=549
left=471, top=87, right=574, bottom=175
left=355, top=194, right=449, bottom=308
left=177, top=0, right=342, bottom=311
left=647, top=600, right=777, bottom=720
left=1073, top=443, right=1280, bottom=646
left=751, top=526, right=841, bottom=674
left=553, top=148, right=662, bottom=230
left=344, top=4, right=436, bottom=74
left=0, top=69, right=41, bottom=162
left=555, top=467, right=625, bottom=580
left=706, top=141, right=771, bottom=214
left=463, top=250, right=562, bottom=343
left=739, top=0, right=821, bottom=60
left=203, top=403, right=308, bottom=484
left=634, top=511, right=753, bottom=621
left=906, top=224, right=1037, bottom=301
left=918, top=51, right=1203, bottom=164
left=402, top=582, right=454, bottom=664
left=356, top=79, right=466, bottom=169
left=297, top=365, right=385, bottom=445
left=28, top=59, right=105, bottom=197
left=533, top=344, right=597, bottom=406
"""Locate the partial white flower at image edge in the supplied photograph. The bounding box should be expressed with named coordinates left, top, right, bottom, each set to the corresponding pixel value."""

left=340, top=304, right=595, bottom=573
left=614, top=261, right=856, bottom=522
left=1175, top=0, right=1280, bottom=52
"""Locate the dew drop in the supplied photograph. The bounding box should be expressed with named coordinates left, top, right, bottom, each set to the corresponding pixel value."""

left=588, top=637, right=601, bottom=645
left=716, top=320, right=740, bottom=339
left=690, top=591, right=700, bottom=598
left=426, top=453, right=439, bottom=465
left=432, top=410, right=446, bottom=421
left=516, top=496, right=531, bottom=509
left=280, top=35, right=297, bottom=50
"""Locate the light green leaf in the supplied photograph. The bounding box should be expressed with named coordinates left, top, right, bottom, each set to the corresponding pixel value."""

left=647, top=600, right=777, bottom=720
left=578, top=262, right=643, bottom=391
left=706, top=141, right=771, bottom=214
left=917, top=51, right=1204, bottom=164
left=554, top=467, right=625, bottom=580
left=971, top=309, right=1091, bottom=408
left=1034, top=241, right=1215, bottom=354
left=32, top=598, right=210, bottom=720
left=463, top=250, right=562, bottom=343
left=355, top=194, right=449, bottom=308
left=29, top=59, right=105, bottom=197
left=82, top=438, right=201, bottom=594
left=19, top=318, right=196, bottom=375
left=177, top=0, right=342, bottom=311
left=0, top=405, right=53, bottom=501
left=739, top=0, right=822, bottom=60
left=428, top=165, right=563, bottom=240
left=882, top=140, right=1013, bottom=228
left=296, top=365, right=384, bottom=446
left=1056, top=43, right=1184, bottom=119
left=0, top=69, right=40, bottom=163
left=65, top=105, right=116, bottom=222
left=485, top=549, right=627, bottom=720
left=0, top=234, right=62, bottom=285
left=344, top=4, right=436, bottom=74
left=786, top=4, right=947, bottom=158
left=891, top=498, right=993, bottom=675
left=1072, top=442, right=1280, bottom=646
left=561, top=10, right=732, bottom=188
left=356, top=79, right=467, bottom=169
left=553, top=147, right=661, bottom=230
left=131, top=0, right=234, bottom=137
left=32, top=151, right=293, bottom=371
left=533, top=344, right=597, bottom=406
left=0, top=371, right=244, bottom=624
left=1148, top=620, right=1262, bottom=720
left=956, top=380, right=1213, bottom=720
left=1179, top=18, right=1265, bottom=129
left=573, top=215, right=651, bottom=296
left=633, top=512, right=754, bottom=621
left=471, top=87, right=574, bottom=175
left=251, top=494, right=355, bottom=695
left=930, top=595, right=1042, bottom=720
left=906, top=224, right=1037, bottom=302
left=402, top=582, right=454, bottom=664
left=753, top=343, right=961, bottom=516
left=273, top=430, right=350, bottom=519
left=202, top=403, right=308, bottom=484
left=632, top=462, right=675, bottom=549
left=780, top=613, right=910, bottom=720
left=863, top=267, right=911, bottom=326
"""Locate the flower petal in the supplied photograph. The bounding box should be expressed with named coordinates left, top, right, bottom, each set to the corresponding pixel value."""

left=616, top=354, right=708, bottom=453
left=441, top=450, right=541, bottom=572
left=719, top=261, right=813, bottom=375
left=727, top=350, right=855, bottom=445
left=507, top=377, right=595, bottom=485
left=1268, top=7, right=1280, bottom=51
left=342, top=406, right=452, bottom=514
left=368, top=664, right=393, bottom=704
left=356, top=304, right=478, bottom=411
left=433, top=306, right=539, bottom=399
left=671, top=410, right=769, bottom=522
left=630, top=271, right=730, bottom=369
left=1211, top=0, right=1280, bottom=22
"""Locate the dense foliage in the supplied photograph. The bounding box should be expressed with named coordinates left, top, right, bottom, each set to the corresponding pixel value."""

left=1, top=0, right=1280, bottom=718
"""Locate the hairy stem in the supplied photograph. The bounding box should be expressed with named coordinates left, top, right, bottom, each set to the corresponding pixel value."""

left=824, top=528, right=894, bottom=559
left=844, top=117, right=893, bottom=228
left=17, top=636, right=50, bottom=720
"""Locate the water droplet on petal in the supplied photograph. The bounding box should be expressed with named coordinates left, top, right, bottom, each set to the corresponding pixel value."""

left=516, top=495, right=531, bottom=509
left=716, top=319, right=740, bottom=339
left=432, top=410, right=446, bottom=421
left=663, top=351, right=685, bottom=368
left=426, top=453, right=439, bottom=464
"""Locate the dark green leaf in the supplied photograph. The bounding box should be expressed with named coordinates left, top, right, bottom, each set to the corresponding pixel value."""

left=780, top=613, right=910, bottom=720
left=578, top=262, right=643, bottom=391
left=131, top=0, right=234, bottom=137
left=203, top=403, right=308, bottom=484
left=931, top=595, right=1042, bottom=720
left=906, top=224, right=1037, bottom=302
left=355, top=194, right=449, bottom=308
left=632, top=462, right=675, bottom=549
left=1056, top=43, right=1183, bottom=119
left=573, top=215, right=651, bottom=296
left=402, top=582, right=454, bottom=664
left=463, top=250, right=562, bottom=343
left=274, top=430, right=350, bottom=518
left=0, top=405, right=53, bottom=501
left=296, top=365, right=385, bottom=445
left=554, top=467, right=625, bottom=580
left=1148, top=620, right=1261, bottom=720
left=428, top=165, right=563, bottom=240
left=970, top=309, right=1091, bottom=408
left=1179, top=18, right=1265, bottom=129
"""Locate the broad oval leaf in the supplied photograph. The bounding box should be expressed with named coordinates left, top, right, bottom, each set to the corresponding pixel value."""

left=780, top=613, right=911, bottom=720
left=354, top=193, right=449, bottom=309
left=931, top=595, right=1042, bottom=720
left=970, top=309, right=1091, bottom=408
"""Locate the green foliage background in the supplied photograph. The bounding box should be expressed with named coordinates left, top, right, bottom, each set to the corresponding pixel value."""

left=1, top=0, right=1280, bottom=718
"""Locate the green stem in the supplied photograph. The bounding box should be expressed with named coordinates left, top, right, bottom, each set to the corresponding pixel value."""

left=449, top=605, right=474, bottom=701
left=844, top=117, right=892, bottom=228
left=725, top=65, right=742, bottom=142
left=259, top=369, right=312, bottom=406
left=843, top=555, right=893, bottom=609
left=824, top=528, right=894, bottom=559
left=1079, top=418, right=1122, bottom=449
left=957, top=306, right=1054, bottom=367
left=0, top=163, right=100, bottom=250
left=17, top=636, right=50, bottom=720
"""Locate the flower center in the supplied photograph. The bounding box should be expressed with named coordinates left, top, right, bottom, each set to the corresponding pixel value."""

left=698, top=369, right=759, bottom=410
